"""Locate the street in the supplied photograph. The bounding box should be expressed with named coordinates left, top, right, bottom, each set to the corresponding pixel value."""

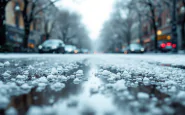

left=0, top=54, right=185, bottom=115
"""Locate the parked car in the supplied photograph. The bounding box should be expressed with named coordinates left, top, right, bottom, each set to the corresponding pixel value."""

left=64, top=45, right=78, bottom=54
left=158, top=42, right=176, bottom=52
left=122, top=44, right=145, bottom=54
left=38, top=39, right=65, bottom=53
left=81, top=48, right=89, bottom=54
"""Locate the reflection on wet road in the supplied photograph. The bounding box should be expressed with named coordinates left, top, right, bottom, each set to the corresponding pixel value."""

left=54, top=66, right=121, bottom=115
left=1, top=60, right=121, bottom=115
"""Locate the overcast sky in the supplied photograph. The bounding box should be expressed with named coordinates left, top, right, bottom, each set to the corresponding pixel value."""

left=55, top=0, right=115, bottom=40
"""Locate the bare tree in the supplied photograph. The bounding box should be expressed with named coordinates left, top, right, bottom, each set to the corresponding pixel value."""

left=99, top=1, right=136, bottom=52
left=21, top=0, right=59, bottom=49
left=51, top=9, right=90, bottom=48
left=135, top=0, right=160, bottom=52
left=113, top=1, right=133, bottom=46
left=99, top=21, right=118, bottom=52
left=99, top=13, right=128, bottom=52
left=42, top=0, right=59, bottom=40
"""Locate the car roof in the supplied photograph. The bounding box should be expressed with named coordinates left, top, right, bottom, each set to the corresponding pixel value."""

left=46, top=39, right=63, bottom=42
left=44, top=39, right=64, bottom=43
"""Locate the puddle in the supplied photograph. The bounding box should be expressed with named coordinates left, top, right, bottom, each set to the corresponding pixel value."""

left=128, top=85, right=169, bottom=100
left=7, top=80, right=83, bottom=115
left=0, top=61, right=90, bottom=115
left=170, top=102, right=185, bottom=115
left=53, top=66, right=122, bottom=115
left=1, top=64, right=124, bottom=115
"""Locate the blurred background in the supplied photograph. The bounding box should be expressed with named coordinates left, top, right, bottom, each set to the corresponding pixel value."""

left=0, top=0, right=185, bottom=54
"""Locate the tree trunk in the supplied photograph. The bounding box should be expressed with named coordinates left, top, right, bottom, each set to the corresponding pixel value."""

left=138, top=14, right=143, bottom=45
left=127, top=37, right=131, bottom=46
left=126, top=31, right=131, bottom=46
left=0, top=1, right=8, bottom=46
left=150, top=3, right=158, bottom=53
left=62, top=31, right=67, bottom=43
left=46, top=33, right=50, bottom=40
left=182, top=1, right=185, bottom=50
left=153, top=19, right=158, bottom=53
left=44, top=20, right=50, bottom=40
left=22, top=0, right=30, bottom=49
left=23, top=23, right=31, bottom=49
left=182, top=21, right=185, bottom=50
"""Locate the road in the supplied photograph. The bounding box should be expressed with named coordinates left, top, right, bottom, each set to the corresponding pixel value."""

left=0, top=54, right=185, bottom=115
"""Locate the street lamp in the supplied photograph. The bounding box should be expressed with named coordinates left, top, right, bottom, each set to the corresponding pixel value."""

left=157, top=30, right=162, bottom=36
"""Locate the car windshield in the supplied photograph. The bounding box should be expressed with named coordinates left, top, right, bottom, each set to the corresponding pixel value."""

left=82, top=49, right=88, bottom=51
left=65, top=45, right=76, bottom=49
left=43, top=40, right=60, bottom=46
left=130, top=44, right=142, bottom=48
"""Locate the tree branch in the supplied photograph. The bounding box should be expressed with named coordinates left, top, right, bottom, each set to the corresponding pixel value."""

left=34, top=0, right=59, bottom=16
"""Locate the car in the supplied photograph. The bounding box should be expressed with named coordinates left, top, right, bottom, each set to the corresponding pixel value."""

left=64, top=45, right=78, bottom=54
left=122, top=44, right=145, bottom=54
left=80, top=48, right=89, bottom=54
left=38, top=39, right=65, bottom=53
left=158, top=42, right=176, bottom=52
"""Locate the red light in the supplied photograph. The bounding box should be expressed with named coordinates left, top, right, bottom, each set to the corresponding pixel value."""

left=160, top=43, right=166, bottom=48
left=166, top=42, right=172, bottom=46
left=172, top=44, right=176, bottom=48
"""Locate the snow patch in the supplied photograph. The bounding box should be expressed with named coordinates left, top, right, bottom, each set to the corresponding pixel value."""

left=176, top=91, right=185, bottom=101
left=0, top=62, right=4, bottom=67
left=21, top=84, right=32, bottom=90
left=4, top=61, right=10, bottom=67
left=76, top=70, right=84, bottom=78
left=47, top=75, right=57, bottom=81
left=51, top=68, right=58, bottom=75
left=58, top=75, right=67, bottom=82
left=73, top=78, right=81, bottom=84
left=143, top=77, right=150, bottom=85
left=2, top=71, right=11, bottom=78
left=37, top=77, right=48, bottom=83
left=114, top=80, right=127, bottom=91
left=6, top=107, right=18, bottom=115
left=50, top=83, right=65, bottom=91
left=137, top=92, right=149, bottom=100
left=27, top=106, right=42, bottom=115
left=0, top=95, right=9, bottom=109
left=102, top=70, right=111, bottom=78
left=16, top=75, right=28, bottom=80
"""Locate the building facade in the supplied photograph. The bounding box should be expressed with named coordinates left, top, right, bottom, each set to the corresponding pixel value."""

left=5, top=0, right=46, bottom=51
left=139, top=0, right=185, bottom=51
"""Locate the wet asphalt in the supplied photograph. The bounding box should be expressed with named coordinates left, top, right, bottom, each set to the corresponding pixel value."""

left=0, top=54, right=185, bottom=115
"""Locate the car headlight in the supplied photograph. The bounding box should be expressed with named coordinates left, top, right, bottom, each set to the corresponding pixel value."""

left=51, top=46, right=57, bottom=49
left=74, top=50, right=78, bottom=54
left=141, top=48, right=144, bottom=51
left=38, top=45, right=42, bottom=49
left=65, top=49, right=72, bottom=52
left=131, top=49, right=135, bottom=51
